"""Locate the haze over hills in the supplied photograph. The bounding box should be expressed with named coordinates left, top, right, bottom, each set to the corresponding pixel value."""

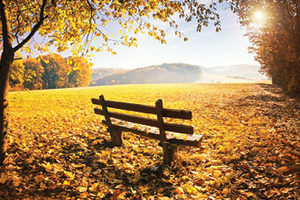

left=90, top=63, right=267, bottom=86
left=91, top=68, right=127, bottom=80
left=196, top=64, right=267, bottom=83
left=211, top=64, right=266, bottom=80
left=90, top=63, right=202, bottom=86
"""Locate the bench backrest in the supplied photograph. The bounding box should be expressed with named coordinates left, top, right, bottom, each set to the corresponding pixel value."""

left=92, top=95, right=199, bottom=147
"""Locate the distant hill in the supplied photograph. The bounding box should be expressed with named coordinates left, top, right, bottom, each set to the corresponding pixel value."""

left=196, top=64, right=267, bottom=83
left=90, top=63, right=267, bottom=86
left=90, top=63, right=202, bottom=86
left=91, top=68, right=127, bottom=80
left=210, top=64, right=267, bottom=80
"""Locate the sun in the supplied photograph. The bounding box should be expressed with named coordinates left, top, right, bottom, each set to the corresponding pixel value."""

left=254, top=10, right=266, bottom=23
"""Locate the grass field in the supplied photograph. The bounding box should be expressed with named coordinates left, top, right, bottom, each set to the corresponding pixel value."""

left=1, top=83, right=300, bottom=199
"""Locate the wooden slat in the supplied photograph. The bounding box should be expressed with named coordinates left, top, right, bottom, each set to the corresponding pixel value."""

left=163, top=109, right=192, bottom=119
left=164, top=123, right=194, bottom=135
left=94, top=108, right=105, bottom=115
left=91, top=98, right=101, bottom=105
left=92, top=98, right=157, bottom=114
left=104, top=110, right=158, bottom=127
left=168, top=138, right=201, bottom=147
left=102, top=121, right=161, bottom=140
left=92, top=98, right=192, bottom=119
left=94, top=108, right=194, bottom=134
left=99, top=95, right=114, bottom=132
left=156, top=99, right=167, bottom=142
left=102, top=120, right=201, bottom=147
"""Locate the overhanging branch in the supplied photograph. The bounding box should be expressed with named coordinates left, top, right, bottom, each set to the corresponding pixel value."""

left=13, top=0, right=48, bottom=52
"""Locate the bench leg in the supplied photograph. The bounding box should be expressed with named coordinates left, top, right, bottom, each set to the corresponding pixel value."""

left=162, top=142, right=178, bottom=164
left=110, top=129, right=123, bottom=146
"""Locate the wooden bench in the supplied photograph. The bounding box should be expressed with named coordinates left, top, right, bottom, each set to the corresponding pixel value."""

left=91, top=95, right=202, bottom=164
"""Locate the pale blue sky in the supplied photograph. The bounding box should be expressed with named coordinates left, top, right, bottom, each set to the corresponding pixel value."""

left=89, top=4, right=258, bottom=69
left=28, top=2, right=258, bottom=69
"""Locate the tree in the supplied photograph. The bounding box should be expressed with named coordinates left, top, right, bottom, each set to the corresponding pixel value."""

left=0, top=0, right=223, bottom=164
left=229, top=0, right=300, bottom=94
left=67, top=56, right=93, bottom=88
left=8, top=54, right=92, bottom=91
left=40, top=53, right=69, bottom=89
left=11, top=54, right=92, bottom=90
left=23, top=58, right=44, bottom=90
left=9, top=54, right=25, bottom=91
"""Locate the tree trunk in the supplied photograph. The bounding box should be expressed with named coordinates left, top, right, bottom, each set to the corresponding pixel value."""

left=0, top=0, right=46, bottom=165
left=0, top=50, right=14, bottom=164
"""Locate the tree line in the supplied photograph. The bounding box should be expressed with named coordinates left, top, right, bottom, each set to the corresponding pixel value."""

left=231, top=0, right=300, bottom=95
left=9, top=54, right=92, bottom=91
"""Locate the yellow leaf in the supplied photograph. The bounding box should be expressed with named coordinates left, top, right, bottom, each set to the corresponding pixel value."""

left=77, top=186, right=87, bottom=192
left=89, top=183, right=99, bottom=192
left=182, top=175, right=189, bottom=182
left=42, top=162, right=52, bottom=172
left=222, top=188, right=230, bottom=195
left=40, top=182, right=46, bottom=189
left=185, top=186, right=197, bottom=195
left=80, top=191, right=89, bottom=198
left=175, top=186, right=184, bottom=195
left=26, top=156, right=34, bottom=164
left=64, top=171, right=75, bottom=180
left=84, top=166, right=92, bottom=173
left=13, top=175, right=20, bottom=187
left=278, top=166, right=289, bottom=174
left=199, top=194, right=208, bottom=199
left=63, top=180, right=70, bottom=185
left=157, top=188, right=164, bottom=193
left=0, top=173, right=9, bottom=184
left=218, top=146, right=228, bottom=153
left=34, top=174, right=44, bottom=183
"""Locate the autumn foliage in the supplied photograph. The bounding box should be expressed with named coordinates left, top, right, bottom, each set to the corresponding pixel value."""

left=1, top=83, right=299, bottom=199
left=9, top=54, right=92, bottom=91
left=230, top=0, right=300, bottom=95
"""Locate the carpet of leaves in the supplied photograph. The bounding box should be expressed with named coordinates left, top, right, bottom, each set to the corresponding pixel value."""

left=1, top=83, right=299, bottom=199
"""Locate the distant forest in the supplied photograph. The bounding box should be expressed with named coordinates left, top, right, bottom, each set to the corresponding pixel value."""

left=9, top=54, right=92, bottom=91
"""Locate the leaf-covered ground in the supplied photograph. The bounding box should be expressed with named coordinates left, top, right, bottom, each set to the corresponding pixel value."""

left=1, top=83, right=299, bottom=199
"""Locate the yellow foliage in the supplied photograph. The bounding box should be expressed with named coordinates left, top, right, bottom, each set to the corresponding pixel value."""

left=2, top=0, right=221, bottom=58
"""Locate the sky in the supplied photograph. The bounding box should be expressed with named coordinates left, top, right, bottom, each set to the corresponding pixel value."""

left=88, top=3, right=259, bottom=69
left=28, top=2, right=259, bottom=70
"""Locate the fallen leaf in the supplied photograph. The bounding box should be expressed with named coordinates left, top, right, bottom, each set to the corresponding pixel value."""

left=0, top=173, right=8, bottom=184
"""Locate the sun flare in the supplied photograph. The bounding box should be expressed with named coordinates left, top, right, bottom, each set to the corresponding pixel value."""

left=254, top=10, right=266, bottom=23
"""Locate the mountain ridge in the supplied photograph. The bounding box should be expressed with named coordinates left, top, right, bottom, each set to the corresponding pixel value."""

left=90, top=63, right=267, bottom=86
left=90, top=63, right=202, bottom=86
